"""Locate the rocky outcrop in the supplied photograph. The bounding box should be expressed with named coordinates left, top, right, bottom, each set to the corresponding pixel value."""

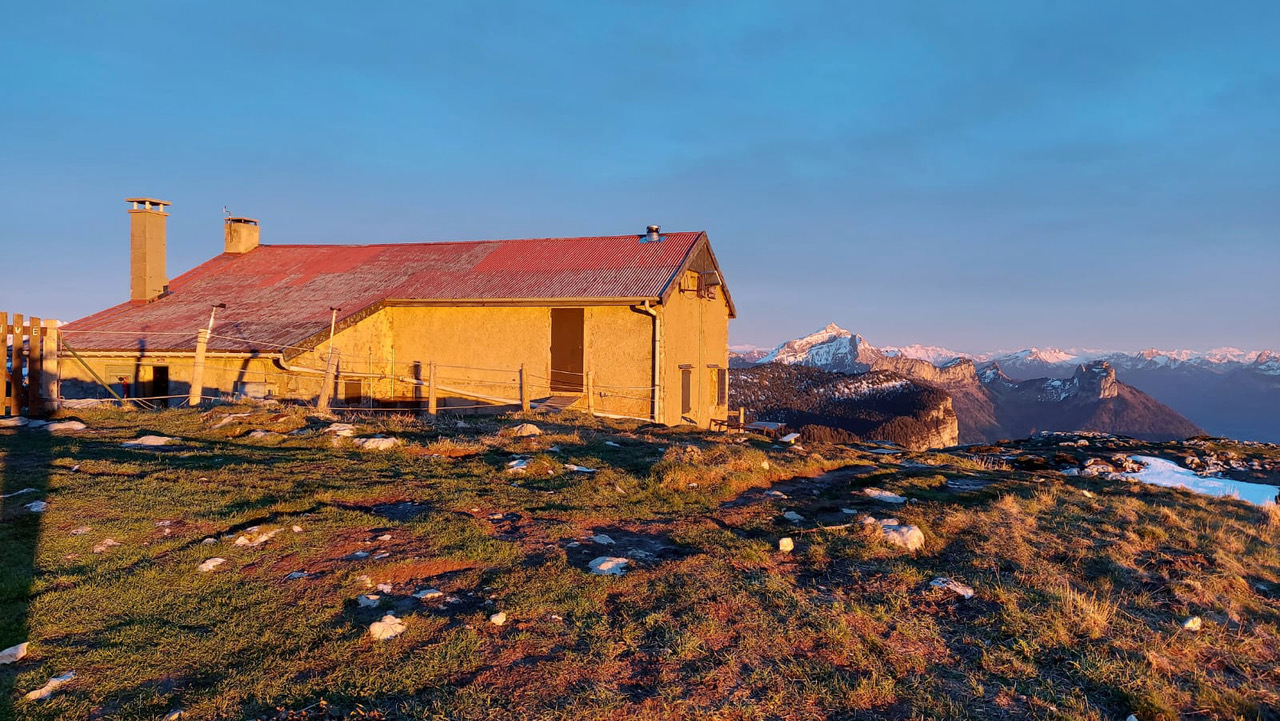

left=984, top=361, right=1202, bottom=441
left=729, top=364, right=959, bottom=450
left=741, top=325, right=1202, bottom=444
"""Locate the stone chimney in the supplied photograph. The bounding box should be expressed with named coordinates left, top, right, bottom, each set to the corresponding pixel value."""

left=126, top=197, right=170, bottom=302
left=224, top=216, right=260, bottom=254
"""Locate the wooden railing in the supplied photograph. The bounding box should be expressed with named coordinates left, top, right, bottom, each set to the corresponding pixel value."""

left=2, top=313, right=59, bottom=417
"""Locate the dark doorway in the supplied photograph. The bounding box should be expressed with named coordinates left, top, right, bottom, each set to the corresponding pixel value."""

left=152, top=365, right=170, bottom=408
left=344, top=378, right=363, bottom=406
left=550, top=308, right=585, bottom=393
left=681, top=368, right=692, bottom=414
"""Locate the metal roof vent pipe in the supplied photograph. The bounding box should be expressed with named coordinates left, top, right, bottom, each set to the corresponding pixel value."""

left=644, top=224, right=661, bottom=243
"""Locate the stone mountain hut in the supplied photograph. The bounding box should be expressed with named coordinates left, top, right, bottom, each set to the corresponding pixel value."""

left=59, top=198, right=736, bottom=427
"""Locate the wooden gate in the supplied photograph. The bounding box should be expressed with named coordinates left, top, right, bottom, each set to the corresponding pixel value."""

left=2, top=313, right=59, bottom=418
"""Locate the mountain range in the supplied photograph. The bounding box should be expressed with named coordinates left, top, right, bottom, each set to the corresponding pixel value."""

left=733, top=324, right=1220, bottom=446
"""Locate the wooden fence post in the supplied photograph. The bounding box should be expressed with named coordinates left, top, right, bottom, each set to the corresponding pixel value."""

left=0, top=312, right=8, bottom=416
left=317, top=349, right=338, bottom=413
left=519, top=364, right=530, bottom=413
left=9, top=314, right=24, bottom=416
left=41, top=320, right=59, bottom=412
left=427, top=361, right=438, bottom=416
left=27, top=317, right=43, bottom=416
left=585, top=371, right=595, bottom=415
left=189, top=328, right=210, bottom=406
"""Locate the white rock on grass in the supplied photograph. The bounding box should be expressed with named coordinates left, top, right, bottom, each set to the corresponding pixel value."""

left=123, top=435, right=176, bottom=448
left=588, top=556, right=630, bottom=576
left=24, top=671, right=75, bottom=701
left=565, top=464, right=597, bottom=473
left=591, top=534, right=615, bottom=545
left=43, top=420, right=87, bottom=432
left=489, top=612, right=507, bottom=626
left=783, top=511, right=805, bottom=523
left=353, top=436, right=402, bottom=450
left=0, top=642, right=28, bottom=665
left=210, top=412, right=251, bottom=429
left=880, top=524, right=925, bottom=552
left=357, top=594, right=382, bottom=608
left=413, top=588, right=444, bottom=601
left=92, top=538, right=122, bottom=554
left=25, top=420, right=48, bottom=429
left=511, top=423, right=542, bottom=437
left=1182, top=616, right=1203, bottom=632
left=325, top=423, right=357, bottom=437
left=0, top=417, right=30, bottom=428
left=778, top=537, right=795, bottom=553
left=1, top=487, right=36, bottom=499
left=25, top=501, right=47, bottom=513
left=368, top=614, right=406, bottom=640
left=198, top=558, right=227, bottom=572
left=246, top=429, right=281, bottom=440
left=930, top=577, right=974, bottom=599
left=862, top=487, right=907, bottom=504
left=233, top=528, right=282, bottom=547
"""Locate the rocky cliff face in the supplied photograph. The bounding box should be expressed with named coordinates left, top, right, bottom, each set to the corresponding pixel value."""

left=983, top=360, right=1202, bottom=441
left=739, top=325, right=1202, bottom=444
left=729, top=364, right=959, bottom=450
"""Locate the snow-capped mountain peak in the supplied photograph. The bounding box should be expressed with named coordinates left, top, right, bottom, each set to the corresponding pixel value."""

left=758, top=323, right=878, bottom=373
left=881, top=344, right=965, bottom=366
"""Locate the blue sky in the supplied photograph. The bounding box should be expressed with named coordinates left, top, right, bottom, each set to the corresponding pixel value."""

left=2, top=1, right=1277, bottom=353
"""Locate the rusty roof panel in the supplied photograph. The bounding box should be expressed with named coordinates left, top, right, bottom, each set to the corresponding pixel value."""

left=62, top=232, right=704, bottom=353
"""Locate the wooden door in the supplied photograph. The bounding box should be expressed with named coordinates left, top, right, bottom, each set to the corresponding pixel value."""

left=550, top=308, right=585, bottom=393
left=152, top=366, right=170, bottom=408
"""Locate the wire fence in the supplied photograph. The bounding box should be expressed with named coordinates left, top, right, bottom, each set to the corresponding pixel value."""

left=49, top=324, right=662, bottom=422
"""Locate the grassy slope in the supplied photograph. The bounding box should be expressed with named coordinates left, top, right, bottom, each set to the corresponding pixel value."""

left=0, top=407, right=1276, bottom=720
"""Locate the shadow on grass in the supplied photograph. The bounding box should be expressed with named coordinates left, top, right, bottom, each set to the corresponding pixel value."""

left=0, top=427, right=54, bottom=718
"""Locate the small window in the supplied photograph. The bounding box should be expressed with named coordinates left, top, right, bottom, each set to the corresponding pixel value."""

left=679, top=270, right=700, bottom=292
left=681, top=369, right=692, bottom=414
left=716, top=368, right=727, bottom=406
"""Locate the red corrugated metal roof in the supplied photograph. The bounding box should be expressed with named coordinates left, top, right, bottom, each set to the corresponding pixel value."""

left=62, top=232, right=706, bottom=353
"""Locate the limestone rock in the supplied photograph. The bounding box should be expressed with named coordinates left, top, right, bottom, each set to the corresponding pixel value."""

left=325, top=423, right=357, bottom=436
left=862, top=487, right=907, bottom=504
left=92, top=538, right=122, bottom=554
left=778, top=537, right=795, bottom=553
left=198, top=558, right=227, bottom=572
left=0, top=416, right=30, bottom=428
left=512, top=423, right=542, bottom=437
left=1182, top=616, right=1203, bottom=631
left=880, top=524, right=925, bottom=552
left=0, top=641, right=28, bottom=665
left=357, top=594, right=382, bottom=608
left=369, top=614, right=406, bottom=640
left=353, top=436, right=402, bottom=450
left=24, top=671, right=75, bottom=701
left=588, top=556, right=630, bottom=576
left=413, top=588, right=444, bottom=601
left=930, top=577, right=974, bottom=599
left=123, top=435, right=176, bottom=447
left=43, top=420, right=87, bottom=432
left=783, top=511, right=804, bottom=523
left=489, top=611, right=507, bottom=626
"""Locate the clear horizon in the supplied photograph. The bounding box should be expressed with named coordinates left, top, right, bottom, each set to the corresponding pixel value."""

left=2, top=1, right=1277, bottom=352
